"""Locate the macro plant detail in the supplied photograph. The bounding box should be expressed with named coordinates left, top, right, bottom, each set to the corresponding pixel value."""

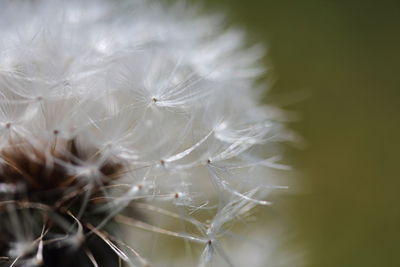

left=0, top=0, right=293, bottom=266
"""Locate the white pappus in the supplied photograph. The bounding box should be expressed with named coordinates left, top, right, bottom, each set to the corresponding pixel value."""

left=0, top=0, right=297, bottom=266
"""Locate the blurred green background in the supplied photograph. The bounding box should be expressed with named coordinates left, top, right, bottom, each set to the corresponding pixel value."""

left=196, top=1, right=400, bottom=266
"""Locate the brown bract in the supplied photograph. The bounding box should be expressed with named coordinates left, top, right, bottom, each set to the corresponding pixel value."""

left=0, top=138, right=124, bottom=266
left=0, top=139, right=122, bottom=203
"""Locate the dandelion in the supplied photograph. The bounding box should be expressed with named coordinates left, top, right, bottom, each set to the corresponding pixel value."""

left=0, top=0, right=296, bottom=266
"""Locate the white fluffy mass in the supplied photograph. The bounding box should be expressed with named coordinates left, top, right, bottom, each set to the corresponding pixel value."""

left=0, top=0, right=295, bottom=266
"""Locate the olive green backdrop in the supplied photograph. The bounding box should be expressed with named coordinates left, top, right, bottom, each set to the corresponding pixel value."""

left=195, top=1, right=400, bottom=266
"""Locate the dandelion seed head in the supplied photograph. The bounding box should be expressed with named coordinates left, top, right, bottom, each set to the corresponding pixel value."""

left=0, top=0, right=297, bottom=266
